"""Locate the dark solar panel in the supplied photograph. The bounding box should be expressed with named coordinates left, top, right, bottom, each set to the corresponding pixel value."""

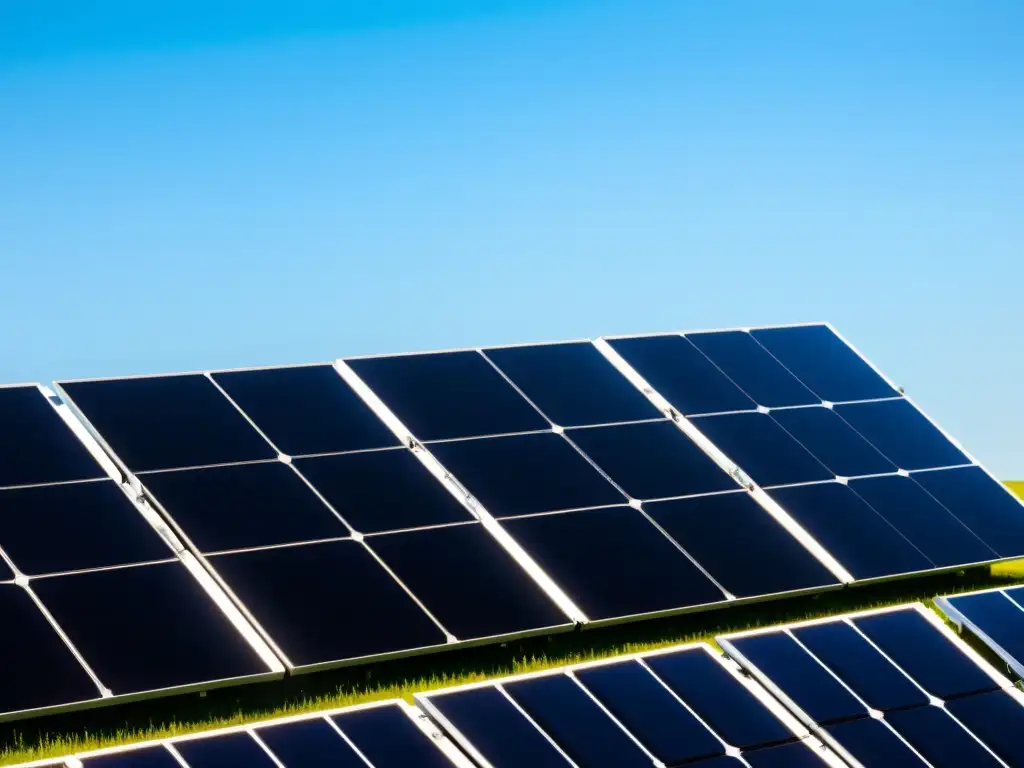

left=769, top=405, right=897, bottom=478
left=257, top=719, right=366, bottom=766
left=484, top=342, right=661, bottom=426
left=566, top=420, right=737, bottom=500
left=173, top=732, right=278, bottom=767
left=743, top=741, right=831, bottom=768
left=885, top=704, right=1002, bottom=767
left=345, top=351, right=549, bottom=441
left=824, top=718, right=926, bottom=766
left=945, top=691, right=1024, bottom=766
left=645, top=493, right=838, bottom=597
left=80, top=747, right=182, bottom=767
left=331, top=704, right=455, bottom=768
left=938, top=590, right=1024, bottom=673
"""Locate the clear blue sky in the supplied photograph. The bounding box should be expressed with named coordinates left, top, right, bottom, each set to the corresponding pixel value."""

left=1, top=1, right=1022, bottom=476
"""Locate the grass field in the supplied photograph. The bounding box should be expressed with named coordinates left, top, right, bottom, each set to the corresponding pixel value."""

left=3, top=483, right=1024, bottom=765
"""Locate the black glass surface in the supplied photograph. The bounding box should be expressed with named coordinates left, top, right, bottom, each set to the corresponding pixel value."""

left=725, top=632, right=866, bottom=724
left=567, top=421, right=737, bottom=500
left=913, top=467, right=1024, bottom=558
left=142, top=461, right=349, bottom=553
left=60, top=375, right=276, bottom=472
left=575, top=661, right=725, bottom=764
left=1006, top=585, right=1024, bottom=611
left=692, top=758, right=744, bottom=768
left=0, top=557, right=12, bottom=581
left=690, top=412, right=833, bottom=488
left=0, top=584, right=98, bottom=715
left=834, top=399, right=970, bottom=471
left=0, top=481, right=170, bottom=575
left=428, top=687, right=571, bottom=768
left=946, top=691, right=1024, bottom=766
left=0, top=386, right=105, bottom=488
left=646, top=493, right=837, bottom=598
left=607, top=334, right=756, bottom=416
left=742, top=742, right=828, bottom=768
left=81, top=747, right=182, bottom=767
left=33, top=561, right=268, bottom=694
left=346, top=351, right=549, bottom=441
left=850, top=475, right=996, bottom=567
left=333, top=704, right=452, bottom=768
left=854, top=609, right=999, bottom=700
left=484, top=342, right=661, bottom=427
left=504, top=674, right=652, bottom=768
left=173, top=732, right=278, bottom=767
left=430, top=432, right=624, bottom=518
left=886, top=704, right=1001, bottom=767
left=368, top=523, right=568, bottom=639
left=257, top=719, right=365, bottom=766
left=645, top=648, right=794, bottom=749
left=751, top=325, right=899, bottom=403
left=769, top=483, right=933, bottom=579
left=792, top=622, right=928, bottom=711
left=209, top=540, right=446, bottom=666
left=212, top=365, right=399, bottom=457
left=770, top=406, right=897, bottom=478
left=502, top=507, right=725, bottom=620
left=686, top=331, right=819, bottom=408
left=295, top=449, right=473, bottom=534
left=947, top=591, right=1024, bottom=665
left=825, top=718, right=927, bottom=767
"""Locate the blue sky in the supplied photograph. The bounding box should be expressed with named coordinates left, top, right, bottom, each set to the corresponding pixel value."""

left=1, top=1, right=1022, bottom=476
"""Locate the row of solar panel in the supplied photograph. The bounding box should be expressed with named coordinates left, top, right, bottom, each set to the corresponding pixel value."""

left=19, top=598, right=1024, bottom=768
left=3, top=324, right=1023, bottom=723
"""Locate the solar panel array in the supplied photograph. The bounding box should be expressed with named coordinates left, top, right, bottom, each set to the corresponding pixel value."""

left=416, top=643, right=845, bottom=767
left=0, top=384, right=281, bottom=722
left=719, top=604, right=1024, bottom=767
left=937, top=585, right=1024, bottom=679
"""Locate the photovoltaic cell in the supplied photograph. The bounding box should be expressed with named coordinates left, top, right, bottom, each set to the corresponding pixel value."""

left=566, top=420, right=737, bottom=500
left=80, top=747, right=181, bottom=767
left=60, top=375, right=276, bottom=472
left=686, top=331, right=819, bottom=409
left=937, top=589, right=1024, bottom=675
left=945, top=691, right=1024, bottom=766
left=208, top=540, right=447, bottom=667
left=501, top=506, right=725, bottom=620
left=823, top=718, right=926, bottom=767
left=750, top=325, right=899, bottom=403
left=885, top=704, right=1002, bottom=767
left=331, top=704, right=455, bottom=768
left=484, top=342, right=661, bottom=427
left=211, top=364, right=400, bottom=456
left=769, top=405, right=897, bottom=478
left=429, top=432, right=624, bottom=518
left=743, top=742, right=829, bottom=768
left=140, top=461, right=350, bottom=553
left=345, top=351, right=550, bottom=441
left=606, top=334, right=756, bottom=416
left=0, top=480, right=171, bottom=575
left=173, top=732, right=277, bottom=767
left=0, top=558, right=12, bottom=582
left=0, top=385, right=105, bottom=488
left=833, top=399, right=970, bottom=471
left=295, top=448, right=474, bottom=534
left=644, top=493, right=838, bottom=597
left=690, top=412, right=833, bottom=487
left=256, top=718, right=365, bottom=765
left=366, top=523, right=570, bottom=640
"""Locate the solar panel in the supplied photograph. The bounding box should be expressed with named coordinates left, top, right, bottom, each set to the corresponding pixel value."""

left=70, top=700, right=474, bottom=768
left=59, top=366, right=573, bottom=672
left=417, top=642, right=845, bottom=768
left=937, top=585, right=1024, bottom=679
left=603, top=323, right=1024, bottom=581
left=719, top=604, right=1024, bottom=767
left=0, top=384, right=281, bottom=723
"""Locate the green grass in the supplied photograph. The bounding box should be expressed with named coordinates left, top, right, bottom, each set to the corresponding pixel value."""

left=6, top=562, right=1024, bottom=766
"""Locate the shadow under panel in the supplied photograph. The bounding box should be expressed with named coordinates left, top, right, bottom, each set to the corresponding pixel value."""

left=256, top=718, right=365, bottom=766
left=211, top=364, right=399, bottom=456
left=32, top=561, right=270, bottom=694
left=605, top=334, right=756, bottom=416
left=645, top=492, right=838, bottom=598
left=0, top=385, right=105, bottom=488
left=566, top=420, right=737, bottom=500
left=367, top=522, right=570, bottom=640
left=501, top=506, right=726, bottom=621
left=483, top=342, right=660, bottom=427
left=295, top=448, right=474, bottom=534
left=346, top=351, right=549, bottom=441
left=0, top=480, right=170, bottom=575
left=208, top=540, right=447, bottom=667
left=750, top=324, right=899, bottom=403
left=0, top=584, right=99, bottom=716
left=768, top=482, right=933, bottom=580
left=141, top=461, right=350, bottom=553
left=173, top=731, right=278, bottom=767
left=59, top=375, right=276, bottom=472
left=429, top=432, right=625, bottom=518
left=331, top=704, right=454, bottom=768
